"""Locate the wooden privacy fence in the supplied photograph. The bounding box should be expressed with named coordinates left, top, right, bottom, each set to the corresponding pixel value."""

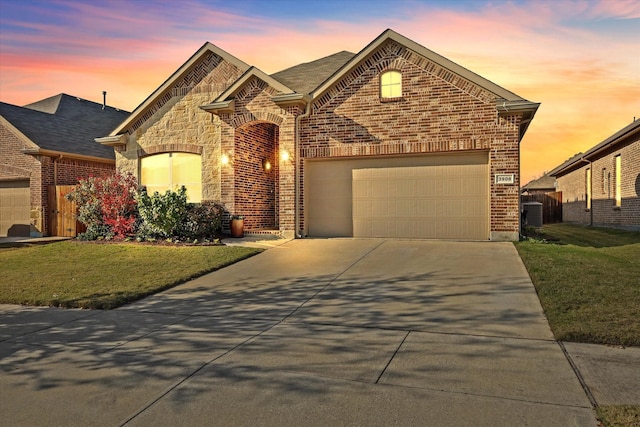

left=49, top=185, right=86, bottom=237
left=521, top=191, right=562, bottom=224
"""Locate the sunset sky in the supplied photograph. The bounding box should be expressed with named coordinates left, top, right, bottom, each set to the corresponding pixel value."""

left=1, top=0, right=638, bottom=183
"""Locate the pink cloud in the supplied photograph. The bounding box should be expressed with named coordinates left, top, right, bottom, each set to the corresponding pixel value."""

left=1, top=0, right=637, bottom=183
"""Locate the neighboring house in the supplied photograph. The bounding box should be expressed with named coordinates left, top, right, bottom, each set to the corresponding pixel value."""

left=521, top=173, right=556, bottom=195
left=0, top=94, right=129, bottom=237
left=520, top=173, right=562, bottom=225
left=549, top=119, right=640, bottom=229
left=97, top=29, right=539, bottom=241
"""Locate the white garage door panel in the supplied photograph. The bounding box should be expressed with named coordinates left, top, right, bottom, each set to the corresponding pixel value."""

left=0, top=180, right=31, bottom=237
left=306, top=153, right=489, bottom=240
left=353, top=164, right=488, bottom=239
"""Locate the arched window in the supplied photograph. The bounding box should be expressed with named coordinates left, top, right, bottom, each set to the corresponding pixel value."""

left=380, top=70, right=402, bottom=99
left=140, top=152, right=202, bottom=202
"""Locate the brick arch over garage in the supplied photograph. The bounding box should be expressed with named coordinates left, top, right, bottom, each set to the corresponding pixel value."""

left=233, top=120, right=280, bottom=229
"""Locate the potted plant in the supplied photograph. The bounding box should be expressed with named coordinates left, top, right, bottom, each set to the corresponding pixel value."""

left=230, top=215, right=244, bottom=238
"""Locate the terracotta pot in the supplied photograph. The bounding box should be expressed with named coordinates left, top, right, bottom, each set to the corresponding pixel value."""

left=230, top=217, right=244, bottom=238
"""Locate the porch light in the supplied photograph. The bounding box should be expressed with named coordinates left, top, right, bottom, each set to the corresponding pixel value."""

left=262, top=158, right=272, bottom=172
left=280, top=150, right=291, bottom=162
left=221, top=153, right=230, bottom=166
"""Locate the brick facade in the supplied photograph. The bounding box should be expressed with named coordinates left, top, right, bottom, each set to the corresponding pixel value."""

left=1, top=121, right=114, bottom=236
left=556, top=136, right=639, bottom=229
left=234, top=122, right=278, bottom=229
left=299, top=40, right=523, bottom=239
left=107, top=31, right=535, bottom=241
left=215, top=77, right=297, bottom=233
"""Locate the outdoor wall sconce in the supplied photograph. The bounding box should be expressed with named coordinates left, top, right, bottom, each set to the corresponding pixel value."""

left=280, top=150, right=291, bottom=162
left=221, top=153, right=231, bottom=166
left=262, top=158, right=272, bottom=172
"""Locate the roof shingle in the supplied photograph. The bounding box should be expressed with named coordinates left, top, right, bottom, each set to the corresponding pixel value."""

left=0, top=94, right=129, bottom=160
left=271, top=51, right=355, bottom=94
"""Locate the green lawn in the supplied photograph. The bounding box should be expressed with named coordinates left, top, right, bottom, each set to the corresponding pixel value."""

left=596, top=406, right=640, bottom=427
left=516, top=224, right=640, bottom=427
left=0, top=240, right=262, bottom=309
left=515, top=223, right=640, bottom=347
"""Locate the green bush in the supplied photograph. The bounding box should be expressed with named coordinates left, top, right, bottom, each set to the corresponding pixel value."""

left=136, top=186, right=189, bottom=239
left=181, top=201, right=225, bottom=239
left=69, top=180, right=226, bottom=242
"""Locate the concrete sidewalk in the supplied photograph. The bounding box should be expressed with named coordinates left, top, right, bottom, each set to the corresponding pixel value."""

left=1, top=239, right=636, bottom=426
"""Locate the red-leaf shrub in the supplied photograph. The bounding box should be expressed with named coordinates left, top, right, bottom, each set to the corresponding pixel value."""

left=67, top=173, right=139, bottom=240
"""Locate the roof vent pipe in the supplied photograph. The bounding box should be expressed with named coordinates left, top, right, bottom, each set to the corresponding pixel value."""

left=102, top=91, right=107, bottom=110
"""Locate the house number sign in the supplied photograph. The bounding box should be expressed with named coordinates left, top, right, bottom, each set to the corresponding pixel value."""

left=495, top=174, right=515, bottom=184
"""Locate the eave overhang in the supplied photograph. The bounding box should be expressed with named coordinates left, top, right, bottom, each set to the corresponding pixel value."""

left=21, top=148, right=115, bottom=164
left=496, top=99, right=541, bottom=141
left=271, top=93, right=311, bottom=109
left=549, top=120, right=640, bottom=177
left=95, top=134, right=127, bottom=148
left=200, top=100, right=235, bottom=115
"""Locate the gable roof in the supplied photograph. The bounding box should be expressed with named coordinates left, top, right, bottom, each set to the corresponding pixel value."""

left=549, top=119, right=640, bottom=177
left=201, top=66, right=299, bottom=113
left=312, top=29, right=529, bottom=103
left=110, top=42, right=251, bottom=136
left=0, top=94, right=129, bottom=160
left=310, top=29, right=539, bottom=138
left=271, top=51, right=356, bottom=95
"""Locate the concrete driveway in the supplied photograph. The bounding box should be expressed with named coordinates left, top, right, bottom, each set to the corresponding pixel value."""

left=0, top=239, right=597, bottom=426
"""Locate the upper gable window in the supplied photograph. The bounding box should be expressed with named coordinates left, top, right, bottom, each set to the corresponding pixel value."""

left=380, top=70, right=402, bottom=100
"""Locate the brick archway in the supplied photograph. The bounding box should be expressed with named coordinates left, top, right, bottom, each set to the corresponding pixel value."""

left=233, top=121, right=279, bottom=229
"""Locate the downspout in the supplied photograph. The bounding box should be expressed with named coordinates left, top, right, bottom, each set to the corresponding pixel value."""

left=294, top=101, right=311, bottom=238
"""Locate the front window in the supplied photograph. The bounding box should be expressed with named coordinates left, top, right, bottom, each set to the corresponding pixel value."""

left=140, top=152, right=202, bottom=203
left=615, top=155, right=621, bottom=207
left=586, top=167, right=591, bottom=210
left=380, top=70, right=402, bottom=99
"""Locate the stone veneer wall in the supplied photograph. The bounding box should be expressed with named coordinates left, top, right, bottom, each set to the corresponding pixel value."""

left=115, top=56, right=246, bottom=204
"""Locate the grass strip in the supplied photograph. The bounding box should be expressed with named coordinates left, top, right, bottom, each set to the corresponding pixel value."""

left=596, top=405, right=640, bottom=427
left=0, top=241, right=262, bottom=309
left=515, top=223, right=640, bottom=347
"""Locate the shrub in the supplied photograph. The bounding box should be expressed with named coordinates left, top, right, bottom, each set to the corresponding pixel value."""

left=66, top=173, right=138, bottom=240
left=181, top=201, right=225, bottom=239
left=136, top=186, right=189, bottom=239
left=68, top=178, right=226, bottom=243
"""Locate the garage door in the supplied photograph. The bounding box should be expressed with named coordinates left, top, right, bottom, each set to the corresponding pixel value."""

left=305, top=152, right=488, bottom=240
left=0, top=180, right=31, bottom=237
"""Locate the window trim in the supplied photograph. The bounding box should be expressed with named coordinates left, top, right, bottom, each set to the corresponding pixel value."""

left=586, top=167, right=592, bottom=210
left=380, top=69, right=402, bottom=100
left=140, top=152, right=202, bottom=203
left=614, top=155, right=621, bottom=207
